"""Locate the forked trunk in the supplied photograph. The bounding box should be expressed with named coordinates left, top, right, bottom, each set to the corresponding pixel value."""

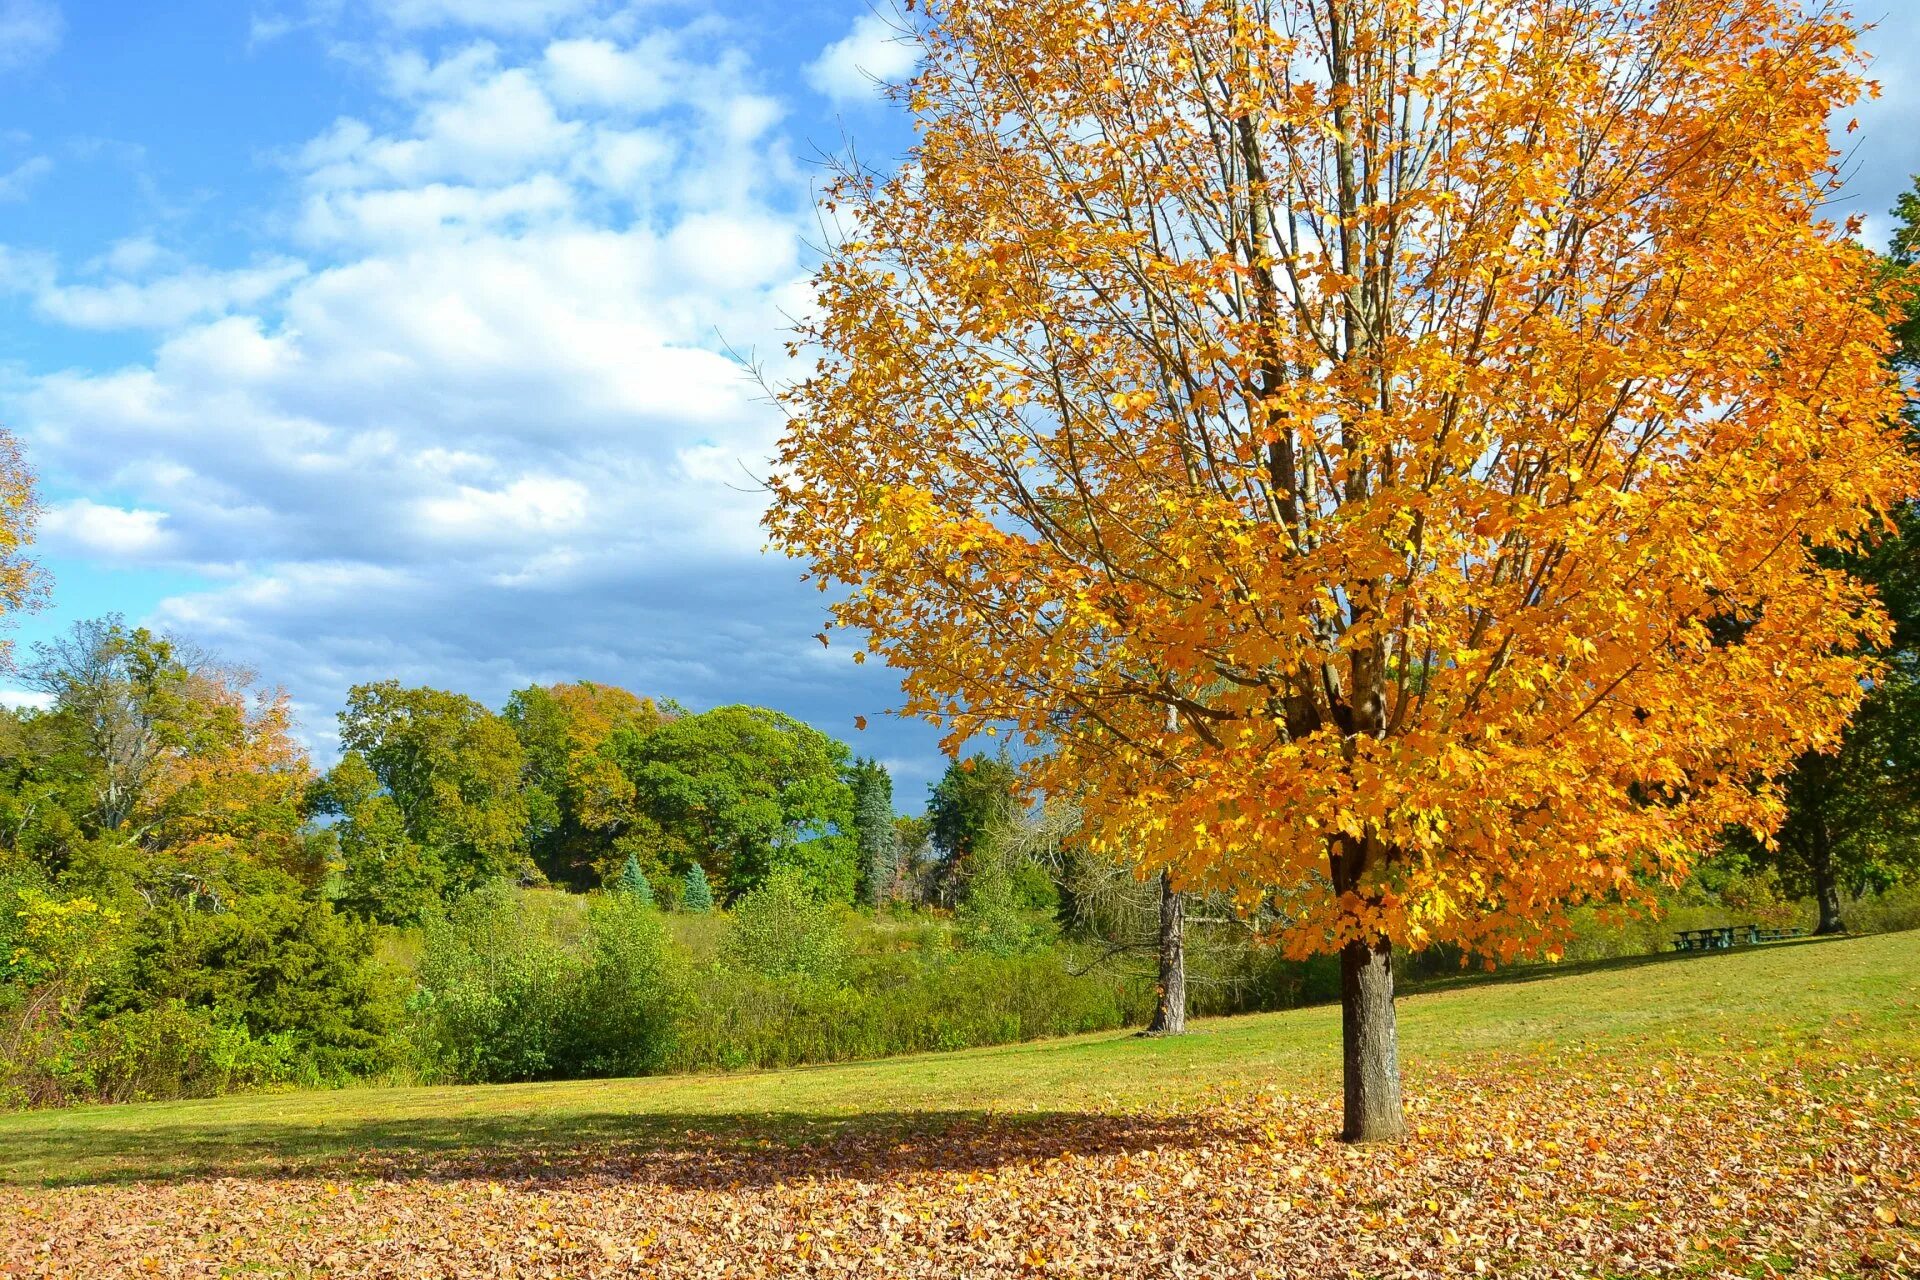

left=1146, top=870, right=1186, bottom=1035
left=1340, top=937, right=1405, bottom=1143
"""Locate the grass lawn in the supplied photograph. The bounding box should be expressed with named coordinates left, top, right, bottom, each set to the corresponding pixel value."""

left=3, top=933, right=1917, bottom=1277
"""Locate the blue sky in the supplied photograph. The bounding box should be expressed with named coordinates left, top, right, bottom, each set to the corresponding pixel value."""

left=0, top=0, right=1916, bottom=804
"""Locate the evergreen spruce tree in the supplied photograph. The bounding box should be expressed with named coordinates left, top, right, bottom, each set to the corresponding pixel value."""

left=614, top=852, right=654, bottom=906
left=849, top=758, right=897, bottom=908
left=682, top=862, right=714, bottom=913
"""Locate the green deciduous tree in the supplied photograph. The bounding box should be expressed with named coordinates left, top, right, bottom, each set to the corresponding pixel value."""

left=22, top=618, right=194, bottom=838
left=320, top=753, right=443, bottom=926
left=1891, top=176, right=1920, bottom=369
left=608, top=706, right=859, bottom=903
left=332, top=682, right=530, bottom=897
left=1760, top=679, right=1920, bottom=932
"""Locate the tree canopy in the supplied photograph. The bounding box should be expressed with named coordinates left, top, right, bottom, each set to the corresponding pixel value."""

left=607, top=706, right=859, bottom=902
left=7, top=618, right=315, bottom=901
left=330, top=681, right=531, bottom=895
left=766, top=0, right=1914, bottom=1139
left=1735, top=185, right=1920, bottom=929
left=506, top=681, right=672, bottom=888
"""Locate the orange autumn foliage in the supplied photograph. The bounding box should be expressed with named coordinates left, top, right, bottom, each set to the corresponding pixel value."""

left=516, top=679, right=670, bottom=834
left=0, top=429, right=43, bottom=662
left=766, top=0, right=1915, bottom=962
left=141, top=669, right=315, bottom=879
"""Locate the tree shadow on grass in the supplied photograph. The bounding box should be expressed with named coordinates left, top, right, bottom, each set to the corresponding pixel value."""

left=1, top=1105, right=1255, bottom=1192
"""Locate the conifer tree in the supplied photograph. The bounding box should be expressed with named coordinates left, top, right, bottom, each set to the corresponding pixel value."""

left=614, top=852, right=654, bottom=906
left=682, top=862, right=714, bottom=913
left=849, top=758, right=897, bottom=907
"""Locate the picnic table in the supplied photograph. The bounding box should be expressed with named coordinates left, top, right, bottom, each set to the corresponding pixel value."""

left=1670, top=923, right=1809, bottom=952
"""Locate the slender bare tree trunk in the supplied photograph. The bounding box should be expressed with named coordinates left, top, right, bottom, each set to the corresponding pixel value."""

left=1340, top=937, right=1405, bottom=1143
left=1146, top=869, right=1186, bottom=1035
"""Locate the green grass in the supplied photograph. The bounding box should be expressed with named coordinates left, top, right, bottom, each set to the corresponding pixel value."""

left=3, top=932, right=1914, bottom=1187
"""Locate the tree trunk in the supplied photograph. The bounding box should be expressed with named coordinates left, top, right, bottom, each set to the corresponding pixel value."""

left=1811, top=827, right=1845, bottom=936
left=1340, top=937, right=1405, bottom=1143
left=1146, top=870, right=1186, bottom=1036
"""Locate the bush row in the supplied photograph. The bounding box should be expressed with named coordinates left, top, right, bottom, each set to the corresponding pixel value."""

left=10, top=869, right=1919, bottom=1103
left=406, top=871, right=1155, bottom=1083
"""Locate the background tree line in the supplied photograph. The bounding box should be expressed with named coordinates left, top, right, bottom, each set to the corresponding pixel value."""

left=1, top=596, right=1918, bottom=1109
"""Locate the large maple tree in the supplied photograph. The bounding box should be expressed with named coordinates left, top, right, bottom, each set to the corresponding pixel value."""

left=766, top=0, right=1913, bottom=1140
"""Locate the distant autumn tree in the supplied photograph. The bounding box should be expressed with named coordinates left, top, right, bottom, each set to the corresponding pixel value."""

left=140, top=666, right=316, bottom=885
left=506, top=680, right=670, bottom=887
left=0, top=431, right=37, bottom=664
left=767, top=0, right=1913, bottom=1141
left=21, top=618, right=314, bottom=898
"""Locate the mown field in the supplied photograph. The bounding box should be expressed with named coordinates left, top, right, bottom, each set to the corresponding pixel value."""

left=2, top=934, right=1916, bottom=1277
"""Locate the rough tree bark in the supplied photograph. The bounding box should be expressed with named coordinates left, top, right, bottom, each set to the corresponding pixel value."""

left=1146, top=869, right=1186, bottom=1035
left=1340, top=937, right=1405, bottom=1143
left=1811, top=823, right=1845, bottom=935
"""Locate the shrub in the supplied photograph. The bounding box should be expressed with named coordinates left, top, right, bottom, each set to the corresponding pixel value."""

left=725, top=866, right=848, bottom=981
left=62, top=1001, right=300, bottom=1104
left=90, top=892, right=395, bottom=1081
left=1841, top=882, right=1920, bottom=935
left=666, top=945, right=1147, bottom=1073
left=571, top=895, right=680, bottom=1076
left=4, top=887, right=121, bottom=992
left=955, top=856, right=1052, bottom=957
left=409, top=882, right=680, bottom=1083
left=411, top=881, right=582, bottom=1082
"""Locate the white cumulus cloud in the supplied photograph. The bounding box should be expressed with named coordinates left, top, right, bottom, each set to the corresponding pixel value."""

left=418, top=476, right=591, bottom=543
left=805, top=11, right=918, bottom=105
left=543, top=35, right=678, bottom=111
left=0, top=4, right=947, bottom=775
left=0, top=17, right=882, bottom=748
left=39, top=499, right=176, bottom=560
left=28, top=259, right=309, bottom=331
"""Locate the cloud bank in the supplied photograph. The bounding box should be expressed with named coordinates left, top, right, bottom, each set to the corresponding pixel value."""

left=2, top=6, right=933, bottom=774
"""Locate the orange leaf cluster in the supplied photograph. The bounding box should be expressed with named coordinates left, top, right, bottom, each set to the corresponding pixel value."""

left=765, top=0, right=1916, bottom=960
left=530, top=681, right=668, bottom=834
left=141, top=669, right=314, bottom=875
